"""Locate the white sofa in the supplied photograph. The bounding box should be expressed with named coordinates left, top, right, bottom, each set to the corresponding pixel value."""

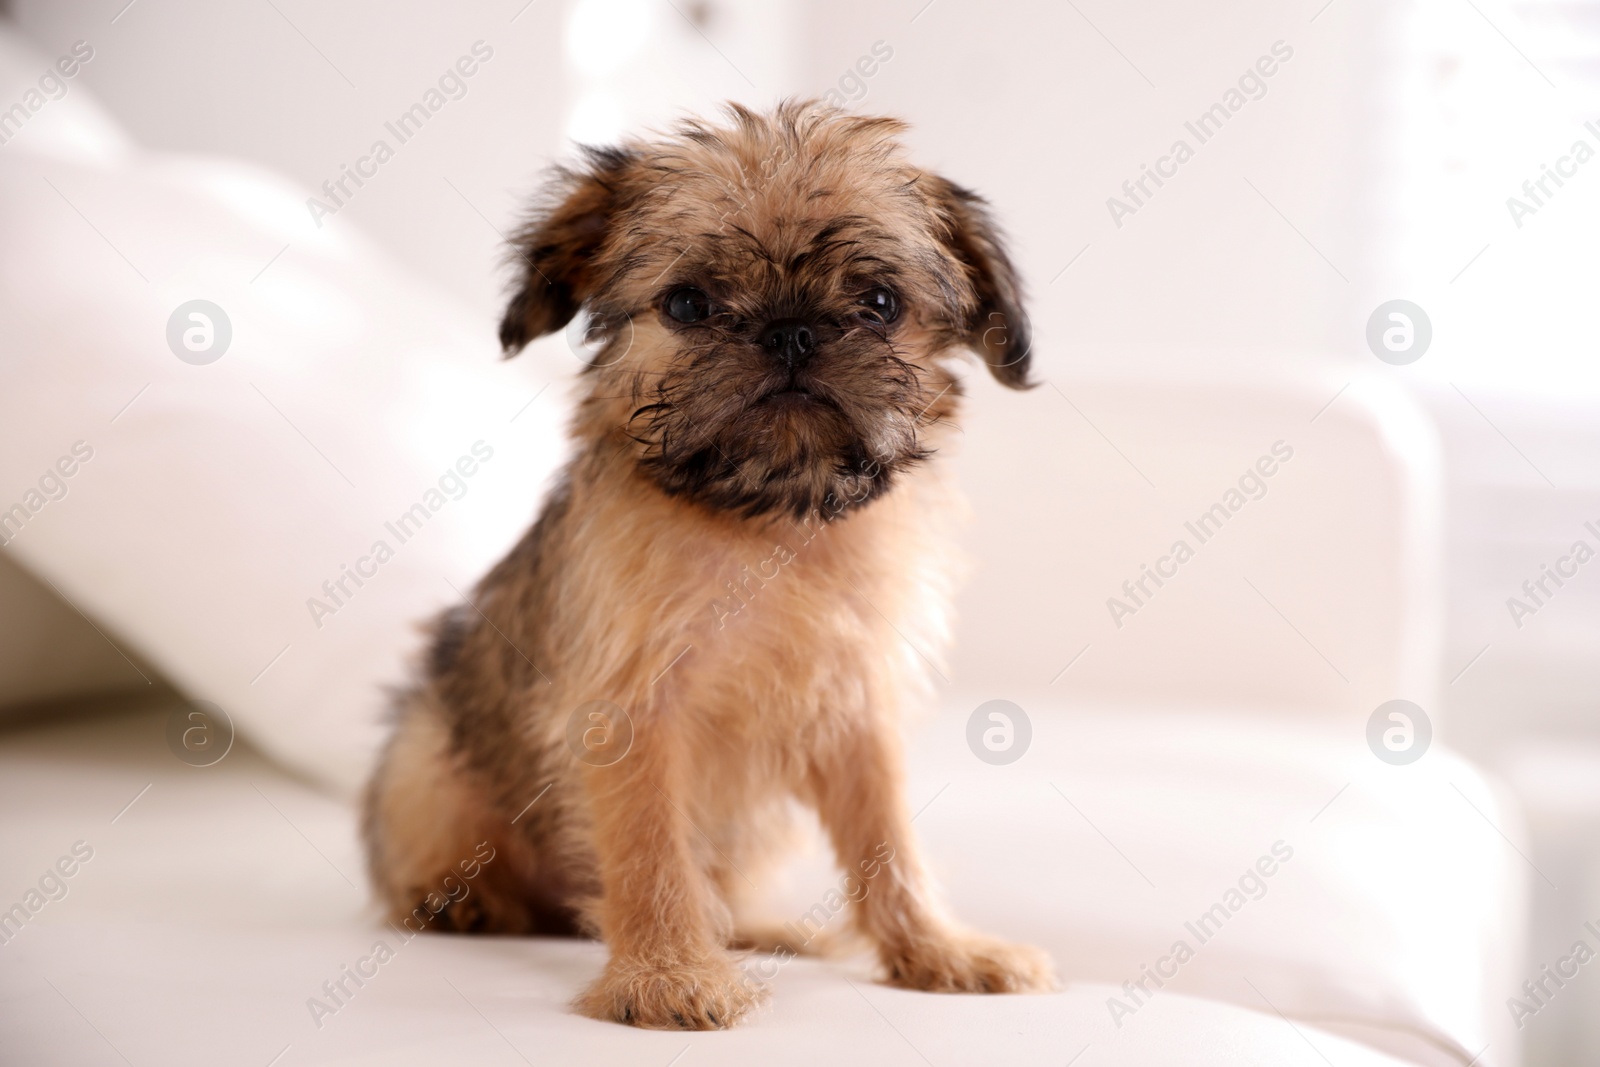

left=0, top=23, right=1525, bottom=1067
left=0, top=698, right=1505, bottom=1067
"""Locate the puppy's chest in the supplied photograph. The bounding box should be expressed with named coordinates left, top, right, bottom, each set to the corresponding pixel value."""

left=671, top=512, right=936, bottom=708
left=702, top=524, right=831, bottom=631
left=560, top=475, right=954, bottom=720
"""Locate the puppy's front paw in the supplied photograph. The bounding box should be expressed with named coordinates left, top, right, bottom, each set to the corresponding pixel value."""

left=575, top=955, right=766, bottom=1030
left=884, top=932, right=1057, bottom=994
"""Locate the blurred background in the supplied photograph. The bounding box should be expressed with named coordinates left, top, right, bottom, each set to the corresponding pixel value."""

left=1, top=0, right=1597, bottom=1064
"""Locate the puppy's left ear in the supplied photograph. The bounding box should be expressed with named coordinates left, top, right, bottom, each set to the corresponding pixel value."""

left=928, top=178, right=1034, bottom=389
left=499, top=146, right=635, bottom=356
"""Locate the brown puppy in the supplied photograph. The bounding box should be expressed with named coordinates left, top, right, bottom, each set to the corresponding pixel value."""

left=363, top=100, right=1052, bottom=1029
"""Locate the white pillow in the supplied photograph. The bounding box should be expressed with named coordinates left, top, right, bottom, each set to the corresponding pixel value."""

left=0, top=22, right=569, bottom=790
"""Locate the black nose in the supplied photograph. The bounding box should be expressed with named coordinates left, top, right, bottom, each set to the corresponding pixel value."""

left=758, top=318, right=816, bottom=366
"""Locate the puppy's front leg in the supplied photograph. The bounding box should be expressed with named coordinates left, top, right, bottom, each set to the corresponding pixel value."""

left=811, top=718, right=1056, bottom=994
left=573, top=709, right=763, bottom=1029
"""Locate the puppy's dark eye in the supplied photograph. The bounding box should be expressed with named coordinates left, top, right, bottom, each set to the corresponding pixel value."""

left=665, top=287, right=712, bottom=324
left=856, top=287, right=899, bottom=325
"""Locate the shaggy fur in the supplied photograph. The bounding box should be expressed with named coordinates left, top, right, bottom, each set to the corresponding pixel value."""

left=363, top=101, right=1051, bottom=1030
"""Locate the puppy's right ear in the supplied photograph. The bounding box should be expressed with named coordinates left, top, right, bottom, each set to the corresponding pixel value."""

left=499, top=146, right=634, bottom=356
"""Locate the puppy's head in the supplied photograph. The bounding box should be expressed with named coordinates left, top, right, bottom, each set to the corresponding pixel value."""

left=500, top=101, right=1032, bottom=519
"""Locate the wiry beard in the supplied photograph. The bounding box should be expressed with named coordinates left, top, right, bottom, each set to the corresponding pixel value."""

left=624, top=327, right=933, bottom=519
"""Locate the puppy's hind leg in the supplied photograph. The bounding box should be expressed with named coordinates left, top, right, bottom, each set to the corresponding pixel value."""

left=363, top=691, right=576, bottom=936
left=724, top=806, right=847, bottom=958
